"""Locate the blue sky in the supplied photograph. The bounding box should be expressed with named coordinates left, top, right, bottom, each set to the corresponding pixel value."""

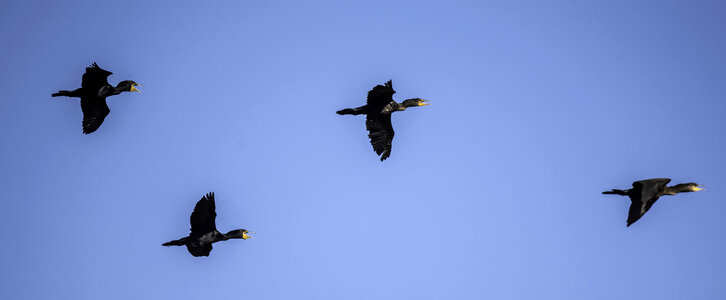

left=1, top=0, right=725, bottom=299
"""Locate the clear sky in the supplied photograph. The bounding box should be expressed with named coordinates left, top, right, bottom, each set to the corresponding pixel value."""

left=1, top=0, right=725, bottom=299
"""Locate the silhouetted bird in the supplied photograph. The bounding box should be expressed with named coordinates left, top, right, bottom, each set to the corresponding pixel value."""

left=52, top=62, right=141, bottom=134
left=337, top=80, right=429, bottom=161
left=603, top=178, right=703, bottom=226
left=163, top=192, right=253, bottom=257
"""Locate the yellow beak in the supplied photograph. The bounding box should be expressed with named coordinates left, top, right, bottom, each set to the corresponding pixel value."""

left=693, top=186, right=704, bottom=191
left=130, top=85, right=141, bottom=93
left=419, top=99, right=431, bottom=106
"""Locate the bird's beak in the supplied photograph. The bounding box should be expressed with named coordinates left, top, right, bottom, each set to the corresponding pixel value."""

left=130, top=83, right=142, bottom=93
left=243, top=232, right=254, bottom=240
left=419, top=99, right=431, bottom=106
left=693, top=185, right=704, bottom=191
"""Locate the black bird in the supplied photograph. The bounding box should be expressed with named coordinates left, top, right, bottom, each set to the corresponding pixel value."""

left=337, top=80, right=429, bottom=161
left=603, top=178, right=703, bottom=226
left=163, top=192, right=253, bottom=257
left=52, top=62, right=141, bottom=134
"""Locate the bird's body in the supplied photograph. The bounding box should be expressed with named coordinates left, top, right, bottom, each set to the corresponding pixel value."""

left=163, top=192, right=252, bottom=257
left=603, top=178, right=703, bottom=226
left=52, top=62, right=140, bottom=134
left=337, top=80, right=429, bottom=161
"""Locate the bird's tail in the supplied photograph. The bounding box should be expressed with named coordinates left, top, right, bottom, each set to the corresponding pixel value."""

left=52, top=90, right=72, bottom=97
left=602, top=189, right=628, bottom=195
left=162, top=239, right=185, bottom=246
left=52, top=88, right=82, bottom=97
left=336, top=108, right=356, bottom=115
left=336, top=106, right=365, bottom=115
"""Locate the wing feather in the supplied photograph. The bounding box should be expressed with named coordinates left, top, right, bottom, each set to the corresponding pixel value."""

left=366, top=115, right=395, bottom=161
left=80, top=96, right=110, bottom=134
left=189, top=192, right=217, bottom=235
left=186, top=244, right=213, bottom=257
left=365, top=80, right=396, bottom=108
left=626, top=178, right=671, bottom=226
left=81, top=62, right=112, bottom=88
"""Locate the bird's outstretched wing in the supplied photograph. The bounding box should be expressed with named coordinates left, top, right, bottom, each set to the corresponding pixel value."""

left=366, top=80, right=396, bottom=109
left=190, top=192, right=217, bottom=235
left=366, top=115, right=395, bottom=161
left=80, top=96, right=110, bottom=134
left=81, top=62, right=112, bottom=89
left=186, top=244, right=213, bottom=257
left=626, top=178, right=671, bottom=226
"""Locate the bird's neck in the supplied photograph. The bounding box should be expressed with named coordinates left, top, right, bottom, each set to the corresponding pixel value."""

left=216, top=233, right=231, bottom=241
left=662, top=186, right=687, bottom=195
left=218, top=231, right=245, bottom=241
left=111, top=85, right=126, bottom=95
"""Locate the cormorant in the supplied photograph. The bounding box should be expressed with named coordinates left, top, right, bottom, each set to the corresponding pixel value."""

left=163, top=192, right=253, bottom=257
left=602, top=178, right=703, bottom=226
left=52, top=62, right=141, bottom=134
left=337, top=80, right=429, bottom=161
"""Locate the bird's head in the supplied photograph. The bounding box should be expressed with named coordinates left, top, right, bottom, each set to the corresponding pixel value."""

left=401, top=98, right=430, bottom=108
left=227, top=229, right=254, bottom=240
left=117, top=80, right=142, bottom=93
left=673, top=183, right=704, bottom=193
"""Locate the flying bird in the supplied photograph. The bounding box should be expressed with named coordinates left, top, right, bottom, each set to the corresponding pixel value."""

left=602, top=178, right=703, bottom=226
left=163, top=192, right=253, bottom=257
left=52, top=62, right=141, bottom=134
left=337, top=80, right=429, bottom=161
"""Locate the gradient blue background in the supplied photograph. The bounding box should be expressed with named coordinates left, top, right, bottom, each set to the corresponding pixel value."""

left=1, top=1, right=725, bottom=299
